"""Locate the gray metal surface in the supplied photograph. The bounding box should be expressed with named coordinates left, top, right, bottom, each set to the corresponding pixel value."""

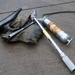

left=0, top=0, right=75, bottom=75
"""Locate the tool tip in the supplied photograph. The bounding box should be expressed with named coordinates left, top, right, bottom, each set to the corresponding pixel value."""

left=72, top=69, right=75, bottom=73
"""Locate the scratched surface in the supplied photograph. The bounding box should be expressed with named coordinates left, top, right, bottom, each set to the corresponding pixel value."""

left=0, top=0, right=75, bottom=75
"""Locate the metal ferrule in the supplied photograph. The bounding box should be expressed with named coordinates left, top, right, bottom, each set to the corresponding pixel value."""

left=56, top=31, right=73, bottom=45
left=44, top=18, right=51, bottom=25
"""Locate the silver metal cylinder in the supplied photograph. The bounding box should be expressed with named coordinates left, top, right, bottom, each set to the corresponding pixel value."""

left=43, top=17, right=73, bottom=45
left=56, top=31, right=73, bottom=45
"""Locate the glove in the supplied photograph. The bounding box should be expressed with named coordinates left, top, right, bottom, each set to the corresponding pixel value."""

left=2, top=13, right=43, bottom=44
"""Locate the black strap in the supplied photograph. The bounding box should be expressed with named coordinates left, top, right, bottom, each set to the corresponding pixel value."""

left=43, top=11, right=75, bottom=16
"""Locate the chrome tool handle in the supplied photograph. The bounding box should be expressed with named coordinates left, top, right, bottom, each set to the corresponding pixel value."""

left=62, top=54, right=75, bottom=72
left=49, top=37, right=75, bottom=72
left=31, top=10, right=75, bottom=72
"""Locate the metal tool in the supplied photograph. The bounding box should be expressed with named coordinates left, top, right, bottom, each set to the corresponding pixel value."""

left=30, top=10, right=75, bottom=73
left=7, top=21, right=34, bottom=42
left=41, top=17, right=73, bottom=45
left=0, top=8, right=22, bottom=28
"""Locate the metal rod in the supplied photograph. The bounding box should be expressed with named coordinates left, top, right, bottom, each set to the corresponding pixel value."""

left=32, top=13, right=75, bottom=72
left=7, top=21, right=34, bottom=42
